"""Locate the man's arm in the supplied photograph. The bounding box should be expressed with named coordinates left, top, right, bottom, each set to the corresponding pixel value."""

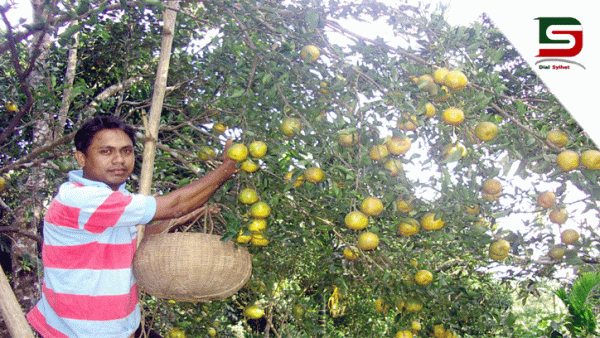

left=152, top=141, right=237, bottom=221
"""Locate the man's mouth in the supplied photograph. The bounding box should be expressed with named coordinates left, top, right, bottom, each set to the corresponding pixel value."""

left=108, top=168, right=128, bottom=175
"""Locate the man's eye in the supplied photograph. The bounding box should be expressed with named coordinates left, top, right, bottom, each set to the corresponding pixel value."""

left=100, top=149, right=111, bottom=154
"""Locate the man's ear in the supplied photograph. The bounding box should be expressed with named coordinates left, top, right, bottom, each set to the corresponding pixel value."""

left=74, top=151, right=86, bottom=168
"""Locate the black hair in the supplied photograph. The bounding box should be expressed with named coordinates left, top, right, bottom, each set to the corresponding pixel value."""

left=74, top=115, right=136, bottom=154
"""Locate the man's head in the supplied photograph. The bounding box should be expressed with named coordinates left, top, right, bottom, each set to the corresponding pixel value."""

left=74, top=115, right=137, bottom=190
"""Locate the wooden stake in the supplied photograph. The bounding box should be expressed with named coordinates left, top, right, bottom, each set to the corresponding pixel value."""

left=0, top=270, right=35, bottom=337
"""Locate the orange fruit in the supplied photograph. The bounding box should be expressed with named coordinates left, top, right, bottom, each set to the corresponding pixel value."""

left=168, top=327, right=186, bottom=338
left=338, top=133, right=359, bottom=146
left=411, top=321, right=422, bottom=331
left=236, top=231, right=252, bottom=244
left=556, top=150, right=579, bottom=171
left=343, top=246, right=359, bottom=260
left=549, top=208, right=568, bottom=224
left=561, top=229, right=580, bottom=245
left=281, top=117, right=302, bottom=137
left=304, top=167, right=325, bottom=183
left=482, top=178, right=502, bottom=195
left=198, top=146, right=216, bottom=161
left=300, top=45, right=320, bottom=62
left=227, top=143, right=248, bottom=162
left=250, top=202, right=271, bottom=219
left=374, top=298, right=389, bottom=313
left=580, top=150, right=600, bottom=170
left=537, top=191, right=556, bottom=209
left=344, top=210, right=368, bottom=230
left=4, top=101, right=18, bottom=113
left=241, top=159, right=260, bottom=173
left=395, top=198, right=413, bottom=213
left=442, top=143, right=467, bottom=161
left=395, top=330, right=413, bottom=338
left=386, top=136, right=411, bottom=155
left=0, top=177, right=5, bottom=194
left=250, top=233, right=270, bottom=246
left=238, top=188, right=259, bottom=204
left=420, top=212, right=444, bottom=230
left=464, top=203, right=480, bottom=215
left=244, top=305, right=265, bottom=319
left=398, top=219, right=420, bottom=236
left=361, top=196, right=384, bottom=216
left=284, top=171, right=304, bottom=187
left=444, top=70, right=468, bottom=90
left=383, top=158, right=403, bottom=177
left=397, top=115, right=418, bottom=131
left=424, top=102, right=436, bottom=117
left=482, top=192, right=501, bottom=202
left=416, top=74, right=436, bottom=93
left=357, top=232, right=379, bottom=250
left=414, top=270, right=433, bottom=286
left=404, top=298, right=423, bottom=313
left=248, top=141, right=267, bottom=159
left=247, top=218, right=267, bottom=232
left=433, top=67, right=449, bottom=84
left=548, top=246, right=566, bottom=260
left=546, top=129, right=568, bottom=148
left=474, top=121, right=499, bottom=141
left=369, top=144, right=389, bottom=161
left=441, top=107, right=465, bottom=126
left=212, top=122, right=228, bottom=134
left=489, top=239, right=510, bottom=261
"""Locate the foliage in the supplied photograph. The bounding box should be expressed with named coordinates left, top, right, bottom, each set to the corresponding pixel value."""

left=2, top=0, right=600, bottom=337
left=554, top=272, right=600, bottom=337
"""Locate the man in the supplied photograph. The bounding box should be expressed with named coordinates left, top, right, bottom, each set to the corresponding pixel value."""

left=26, top=115, right=237, bottom=337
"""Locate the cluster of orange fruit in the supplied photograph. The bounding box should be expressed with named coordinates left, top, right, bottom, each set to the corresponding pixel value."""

left=536, top=190, right=580, bottom=260
left=546, top=129, right=600, bottom=171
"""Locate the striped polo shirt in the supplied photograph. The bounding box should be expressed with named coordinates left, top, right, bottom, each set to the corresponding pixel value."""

left=27, top=170, right=156, bottom=338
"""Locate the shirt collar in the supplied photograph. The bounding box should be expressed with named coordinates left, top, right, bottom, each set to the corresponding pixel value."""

left=68, top=170, right=127, bottom=191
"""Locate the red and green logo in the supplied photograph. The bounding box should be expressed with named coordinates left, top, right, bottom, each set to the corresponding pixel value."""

left=535, top=17, right=582, bottom=57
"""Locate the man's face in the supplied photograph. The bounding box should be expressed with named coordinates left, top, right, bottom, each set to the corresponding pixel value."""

left=75, top=128, right=135, bottom=190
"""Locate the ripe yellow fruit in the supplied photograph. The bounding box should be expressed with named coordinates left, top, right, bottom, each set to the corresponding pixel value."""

left=424, top=102, right=436, bottom=117
left=241, top=159, right=260, bottom=173
left=236, top=231, right=252, bottom=244
left=489, top=239, right=510, bottom=261
left=386, top=136, right=411, bottom=155
left=546, top=129, right=568, bottom=148
left=482, top=192, right=501, bottom=202
left=434, top=324, right=445, bottom=336
left=475, top=121, right=499, bottom=141
left=238, top=188, right=259, bottom=204
left=561, top=229, right=580, bottom=245
left=281, top=117, right=302, bottom=137
left=556, top=150, right=579, bottom=171
left=207, top=327, right=217, bottom=337
left=357, top=231, right=379, bottom=250
left=433, top=67, right=449, bottom=84
left=250, top=201, right=271, bottom=219
left=248, top=141, right=267, bottom=159
left=414, top=270, right=433, bottom=286
left=398, top=219, right=420, bottom=236
left=417, top=74, right=436, bottom=93
left=248, top=218, right=267, bottom=232
left=482, top=178, right=502, bottom=195
left=0, top=177, right=5, bottom=194
left=300, top=45, right=320, bottom=62
left=549, top=208, right=568, bottom=224
left=369, top=144, right=389, bottom=161
left=397, top=115, right=418, bottom=131
left=411, top=321, right=422, bottom=331
left=198, top=146, right=216, bottom=161
left=212, top=122, right=228, bottom=134
left=343, top=246, right=359, bottom=260
left=5, top=101, right=18, bottom=113
left=432, top=85, right=451, bottom=102
left=383, top=158, right=403, bottom=177
left=395, top=198, right=413, bottom=213
left=338, top=133, right=359, bottom=146
left=395, top=330, right=413, bottom=338
left=168, top=327, right=186, bottom=338
left=404, top=298, right=423, bottom=313
left=374, top=298, right=389, bottom=313
left=250, top=233, right=270, bottom=246
left=344, top=211, right=368, bottom=230
left=227, top=143, right=248, bottom=162
left=441, top=107, right=465, bottom=126
left=442, top=143, right=467, bottom=161
left=420, top=212, right=444, bottom=230
left=284, top=171, right=304, bottom=187
left=361, top=196, right=384, bottom=216
left=304, top=167, right=325, bottom=183
left=537, top=191, right=556, bottom=209
left=444, top=70, right=468, bottom=90
left=464, top=203, right=480, bottom=215
left=548, top=246, right=566, bottom=260
left=244, top=305, right=265, bottom=319
left=580, top=150, right=600, bottom=170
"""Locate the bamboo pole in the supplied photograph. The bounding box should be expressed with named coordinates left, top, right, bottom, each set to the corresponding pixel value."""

left=0, top=270, right=35, bottom=337
left=136, top=0, right=180, bottom=247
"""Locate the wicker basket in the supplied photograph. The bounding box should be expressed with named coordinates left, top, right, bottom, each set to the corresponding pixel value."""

left=133, top=233, right=252, bottom=302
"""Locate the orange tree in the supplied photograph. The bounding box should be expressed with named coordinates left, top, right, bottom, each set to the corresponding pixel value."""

left=1, top=1, right=599, bottom=337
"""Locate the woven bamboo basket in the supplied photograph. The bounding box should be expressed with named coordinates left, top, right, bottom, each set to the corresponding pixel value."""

left=133, top=232, right=252, bottom=302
